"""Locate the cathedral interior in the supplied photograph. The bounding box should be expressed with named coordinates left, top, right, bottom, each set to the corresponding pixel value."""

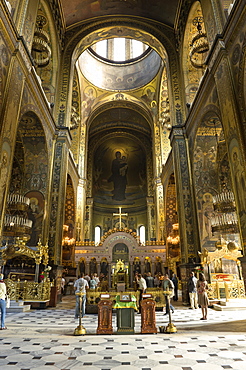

left=1, top=0, right=246, bottom=310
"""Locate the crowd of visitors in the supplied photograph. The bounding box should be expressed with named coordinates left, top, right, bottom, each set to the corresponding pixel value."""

left=61, top=266, right=210, bottom=321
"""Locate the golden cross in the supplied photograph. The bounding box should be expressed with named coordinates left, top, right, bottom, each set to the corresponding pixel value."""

left=113, top=207, right=128, bottom=229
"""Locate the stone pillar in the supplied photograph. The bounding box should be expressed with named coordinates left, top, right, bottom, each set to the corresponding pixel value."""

left=212, top=53, right=246, bottom=254
left=107, top=39, right=114, bottom=60
left=129, top=262, right=133, bottom=288
left=84, top=197, right=93, bottom=241
left=14, top=0, right=39, bottom=49
left=76, top=179, right=86, bottom=242
left=170, top=127, right=201, bottom=303
left=170, top=127, right=201, bottom=264
left=154, top=178, right=165, bottom=241
left=48, top=129, right=71, bottom=265
left=146, top=196, right=156, bottom=241
left=125, top=38, right=131, bottom=60
left=0, top=57, right=26, bottom=234
left=108, top=263, right=112, bottom=289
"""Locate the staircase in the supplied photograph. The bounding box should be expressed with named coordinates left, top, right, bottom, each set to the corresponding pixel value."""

left=7, top=300, right=31, bottom=313
left=212, top=299, right=246, bottom=311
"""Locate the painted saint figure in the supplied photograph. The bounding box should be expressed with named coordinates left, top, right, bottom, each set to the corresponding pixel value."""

left=108, top=151, right=128, bottom=201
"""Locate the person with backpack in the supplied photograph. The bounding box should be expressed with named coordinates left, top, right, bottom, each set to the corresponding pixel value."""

left=197, top=272, right=209, bottom=320
left=187, top=271, right=198, bottom=309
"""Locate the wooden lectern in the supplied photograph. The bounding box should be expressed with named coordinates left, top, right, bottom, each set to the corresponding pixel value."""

left=140, top=297, right=157, bottom=334
left=97, top=295, right=113, bottom=335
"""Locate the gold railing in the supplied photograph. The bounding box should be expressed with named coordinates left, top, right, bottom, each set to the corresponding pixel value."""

left=208, top=280, right=246, bottom=301
left=86, top=288, right=165, bottom=310
left=5, top=278, right=51, bottom=302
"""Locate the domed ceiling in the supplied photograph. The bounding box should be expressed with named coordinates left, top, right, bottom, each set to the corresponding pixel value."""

left=60, top=0, right=180, bottom=28
left=78, top=48, right=162, bottom=91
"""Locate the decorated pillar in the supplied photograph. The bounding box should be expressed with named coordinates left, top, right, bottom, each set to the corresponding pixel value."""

left=14, top=0, right=39, bottom=51
left=154, top=177, right=165, bottom=241
left=211, top=50, right=246, bottom=286
left=48, top=129, right=71, bottom=265
left=84, top=197, right=93, bottom=241
left=146, top=196, right=156, bottom=241
left=170, top=127, right=201, bottom=303
left=76, top=179, right=86, bottom=242
left=0, top=57, right=25, bottom=234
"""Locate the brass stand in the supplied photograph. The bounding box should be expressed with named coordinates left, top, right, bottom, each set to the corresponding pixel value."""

left=164, top=291, right=177, bottom=334
left=74, top=291, right=86, bottom=336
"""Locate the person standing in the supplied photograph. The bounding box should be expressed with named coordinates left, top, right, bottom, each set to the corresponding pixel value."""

left=171, top=273, right=179, bottom=301
left=136, top=274, right=147, bottom=312
left=89, top=275, right=97, bottom=290
left=197, top=272, right=209, bottom=320
left=163, top=274, right=175, bottom=315
left=154, top=274, right=160, bottom=288
left=61, top=275, right=66, bottom=297
left=93, top=273, right=100, bottom=285
left=0, top=273, right=7, bottom=330
left=187, top=271, right=198, bottom=309
left=74, top=273, right=89, bottom=319
left=145, top=272, right=154, bottom=288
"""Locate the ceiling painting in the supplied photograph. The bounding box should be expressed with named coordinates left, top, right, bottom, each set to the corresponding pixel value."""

left=61, top=0, right=179, bottom=28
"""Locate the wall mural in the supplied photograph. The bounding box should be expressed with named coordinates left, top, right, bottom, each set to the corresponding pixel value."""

left=25, top=190, right=45, bottom=247
left=93, top=137, right=147, bottom=208
left=194, top=121, right=220, bottom=247
left=18, top=113, right=48, bottom=195
left=0, top=39, right=10, bottom=116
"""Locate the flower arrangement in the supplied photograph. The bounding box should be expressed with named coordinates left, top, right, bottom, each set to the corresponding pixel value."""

left=43, top=265, right=52, bottom=279
left=44, top=266, right=52, bottom=273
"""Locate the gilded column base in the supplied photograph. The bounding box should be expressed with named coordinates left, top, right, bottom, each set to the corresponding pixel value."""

left=165, top=322, right=177, bottom=333
left=74, top=324, right=86, bottom=336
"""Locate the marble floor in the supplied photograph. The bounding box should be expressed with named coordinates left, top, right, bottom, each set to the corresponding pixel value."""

left=1, top=296, right=246, bottom=370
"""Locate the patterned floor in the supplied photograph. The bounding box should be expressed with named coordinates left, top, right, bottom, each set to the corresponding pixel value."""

left=1, top=296, right=246, bottom=369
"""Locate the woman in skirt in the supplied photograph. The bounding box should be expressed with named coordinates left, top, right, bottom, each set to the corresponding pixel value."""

left=197, top=272, right=209, bottom=320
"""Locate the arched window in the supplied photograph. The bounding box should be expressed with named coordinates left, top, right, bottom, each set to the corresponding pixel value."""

left=139, top=225, right=145, bottom=245
left=95, top=226, right=101, bottom=245
left=91, top=38, right=148, bottom=62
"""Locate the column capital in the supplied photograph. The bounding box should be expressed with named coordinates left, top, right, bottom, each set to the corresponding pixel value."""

left=56, top=127, right=72, bottom=147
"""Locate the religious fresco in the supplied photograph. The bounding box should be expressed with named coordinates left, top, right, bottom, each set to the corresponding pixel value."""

left=61, top=0, right=179, bottom=27
left=193, top=117, right=220, bottom=247
left=0, top=144, right=10, bottom=216
left=92, top=136, right=147, bottom=208
left=25, top=190, right=45, bottom=247
left=0, top=37, right=10, bottom=116
left=18, top=113, right=48, bottom=195
left=230, top=140, right=246, bottom=217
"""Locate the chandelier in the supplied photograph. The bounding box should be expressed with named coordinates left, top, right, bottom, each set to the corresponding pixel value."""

left=167, top=223, right=180, bottom=245
left=189, top=16, right=209, bottom=68
left=211, top=190, right=239, bottom=234
left=3, top=194, right=32, bottom=238
left=32, top=15, right=51, bottom=67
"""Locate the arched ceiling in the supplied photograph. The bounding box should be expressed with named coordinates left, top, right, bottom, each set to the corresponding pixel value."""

left=89, top=107, right=152, bottom=138
left=60, top=0, right=180, bottom=28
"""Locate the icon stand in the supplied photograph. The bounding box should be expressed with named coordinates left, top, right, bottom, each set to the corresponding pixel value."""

left=164, top=291, right=177, bottom=334
left=74, top=291, right=86, bottom=336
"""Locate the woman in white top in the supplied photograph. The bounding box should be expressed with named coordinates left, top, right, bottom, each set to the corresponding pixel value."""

left=0, top=273, right=7, bottom=330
